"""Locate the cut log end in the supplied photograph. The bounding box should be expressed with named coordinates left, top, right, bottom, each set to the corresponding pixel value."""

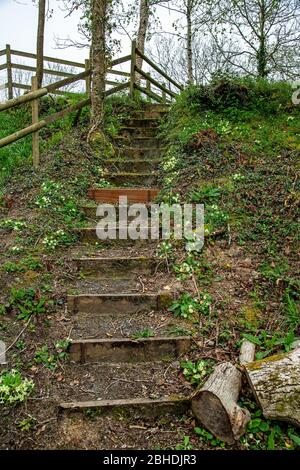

left=191, top=362, right=250, bottom=444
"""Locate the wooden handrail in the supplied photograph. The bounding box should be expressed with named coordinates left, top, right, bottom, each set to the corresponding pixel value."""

left=44, top=98, right=90, bottom=125
left=0, top=69, right=91, bottom=112
left=46, top=69, right=91, bottom=92
left=11, top=62, right=76, bottom=78
left=0, top=88, right=47, bottom=112
left=110, top=54, right=131, bottom=67
left=0, top=98, right=90, bottom=149
left=11, top=82, right=72, bottom=96
left=135, top=47, right=183, bottom=91
left=0, top=121, right=46, bottom=148
left=10, top=49, right=85, bottom=68
left=134, top=83, right=164, bottom=104
left=107, top=69, right=130, bottom=77
left=104, top=81, right=130, bottom=97
left=0, top=42, right=182, bottom=165
left=135, top=66, right=176, bottom=98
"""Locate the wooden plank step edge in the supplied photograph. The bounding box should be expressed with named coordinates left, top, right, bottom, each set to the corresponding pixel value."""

left=69, top=337, right=191, bottom=363
left=59, top=396, right=191, bottom=415
left=73, top=256, right=158, bottom=261
left=67, top=292, right=173, bottom=315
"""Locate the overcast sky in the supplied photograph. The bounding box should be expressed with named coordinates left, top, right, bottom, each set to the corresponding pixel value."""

left=0, top=0, right=89, bottom=62
left=0, top=0, right=176, bottom=61
left=0, top=0, right=177, bottom=99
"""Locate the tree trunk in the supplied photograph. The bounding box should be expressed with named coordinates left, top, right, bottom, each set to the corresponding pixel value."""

left=186, top=0, right=194, bottom=84
left=257, top=0, right=268, bottom=77
left=36, top=0, right=46, bottom=88
left=89, top=0, right=107, bottom=139
left=245, top=347, right=300, bottom=427
left=191, top=362, right=251, bottom=444
left=136, top=0, right=150, bottom=73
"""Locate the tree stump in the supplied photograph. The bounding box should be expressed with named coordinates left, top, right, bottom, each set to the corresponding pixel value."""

left=191, top=362, right=251, bottom=444
left=245, top=347, right=300, bottom=427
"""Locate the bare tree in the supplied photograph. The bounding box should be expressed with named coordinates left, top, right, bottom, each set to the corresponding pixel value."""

left=134, top=1, right=171, bottom=72
left=56, top=0, right=91, bottom=50
left=136, top=0, right=150, bottom=70
left=206, top=0, right=300, bottom=79
left=148, top=33, right=234, bottom=86
left=155, top=0, right=202, bottom=84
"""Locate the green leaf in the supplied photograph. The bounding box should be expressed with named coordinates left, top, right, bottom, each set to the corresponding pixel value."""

left=243, top=333, right=262, bottom=346
left=289, top=433, right=300, bottom=447
left=259, top=421, right=269, bottom=432
left=267, top=430, right=275, bottom=450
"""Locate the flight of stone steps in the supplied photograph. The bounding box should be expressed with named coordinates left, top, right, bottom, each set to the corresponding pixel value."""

left=59, top=104, right=193, bottom=420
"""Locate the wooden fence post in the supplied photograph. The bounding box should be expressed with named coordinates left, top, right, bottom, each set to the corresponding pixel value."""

left=146, top=73, right=151, bottom=102
left=162, top=83, right=167, bottom=104
left=85, top=59, right=91, bottom=96
left=31, top=76, right=40, bottom=168
left=130, top=40, right=137, bottom=99
left=6, top=44, right=13, bottom=100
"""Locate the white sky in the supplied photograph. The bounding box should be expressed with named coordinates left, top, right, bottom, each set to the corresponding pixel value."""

left=0, top=0, right=177, bottom=62
left=0, top=0, right=178, bottom=99
left=0, top=0, right=89, bottom=62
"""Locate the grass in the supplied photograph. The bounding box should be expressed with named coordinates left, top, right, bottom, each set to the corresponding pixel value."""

left=0, top=106, right=32, bottom=182
left=0, top=80, right=299, bottom=450
left=158, top=77, right=300, bottom=449
left=0, top=91, right=143, bottom=187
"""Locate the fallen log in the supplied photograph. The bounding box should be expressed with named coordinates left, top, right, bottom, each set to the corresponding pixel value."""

left=245, top=347, right=300, bottom=427
left=191, top=362, right=251, bottom=444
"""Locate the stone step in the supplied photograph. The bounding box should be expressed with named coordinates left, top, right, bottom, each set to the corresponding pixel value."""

left=119, top=126, right=159, bottom=138
left=124, top=118, right=161, bottom=127
left=114, top=136, right=162, bottom=149
left=67, top=292, right=172, bottom=315
left=74, top=227, right=165, bottom=244
left=60, top=396, right=190, bottom=417
left=116, top=147, right=167, bottom=159
left=139, top=104, right=170, bottom=113
left=74, top=256, right=158, bottom=279
left=107, top=172, right=158, bottom=186
left=105, top=159, right=161, bottom=173
left=130, top=110, right=167, bottom=119
left=71, top=307, right=186, bottom=339
left=81, top=204, right=153, bottom=220
left=87, top=188, right=159, bottom=204
left=69, top=336, right=191, bottom=363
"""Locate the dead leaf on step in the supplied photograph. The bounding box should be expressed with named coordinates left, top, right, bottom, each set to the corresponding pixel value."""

left=36, top=425, right=46, bottom=436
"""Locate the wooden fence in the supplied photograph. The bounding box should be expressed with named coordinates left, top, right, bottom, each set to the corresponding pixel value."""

left=0, top=41, right=183, bottom=167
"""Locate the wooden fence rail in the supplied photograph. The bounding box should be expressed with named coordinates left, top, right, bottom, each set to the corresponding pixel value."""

left=0, top=41, right=182, bottom=167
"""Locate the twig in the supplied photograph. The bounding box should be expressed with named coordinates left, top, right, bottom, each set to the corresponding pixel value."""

left=0, top=316, right=32, bottom=361
left=227, top=223, right=232, bottom=246
left=165, top=254, right=170, bottom=274
left=138, top=276, right=145, bottom=293
left=192, top=272, right=201, bottom=300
